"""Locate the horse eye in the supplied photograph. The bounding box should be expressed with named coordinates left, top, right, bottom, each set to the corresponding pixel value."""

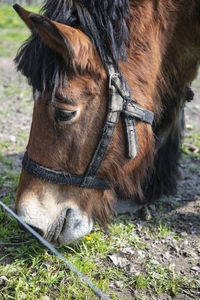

left=54, top=108, right=78, bottom=124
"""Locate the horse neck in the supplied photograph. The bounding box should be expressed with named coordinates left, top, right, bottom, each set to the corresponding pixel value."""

left=123, top=1, right=200, bottom=108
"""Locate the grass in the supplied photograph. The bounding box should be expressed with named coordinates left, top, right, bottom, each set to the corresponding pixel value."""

left=0, top=5, right=39, bottom=29
left=189, top=164, right=200, bottom=174
left=127, top=262, right=198, bottom=297
left=182, top=122, right=200, bottom=159
left=0, top=194, right=138, bottom=299
left=0, top=181, right=199, bottom=299
left=182, top=133, right=200, bottom=158
left=0, top=4, right=39, bottom=57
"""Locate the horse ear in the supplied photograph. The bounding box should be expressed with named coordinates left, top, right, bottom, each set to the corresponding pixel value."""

left=13, top=4, right=34, bottom=30
left=28, top=14, right=75, bottom=60
left=14, top=4, right=101, bottom=72
left=13, top=4, right=72, bottom=56
left=30, top=15, right=101, bottom=72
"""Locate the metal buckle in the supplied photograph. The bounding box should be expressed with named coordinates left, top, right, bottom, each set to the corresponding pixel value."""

left=109, top=72, right=120, bottom=88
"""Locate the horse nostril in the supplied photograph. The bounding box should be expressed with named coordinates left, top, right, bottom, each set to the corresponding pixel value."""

left=64, top=208, right=82, bottom=229
left=65, top=208, right=73, bottom=217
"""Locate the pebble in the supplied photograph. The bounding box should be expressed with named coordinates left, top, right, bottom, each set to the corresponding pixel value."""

left=141, top=206, right=152, bottom=221
left=162, top=251, right=171, bottom=260
left=150, top=259, right=160, bottom=265
left=115, top=281, right=122, bottom=288
left=183, top=251, right=190, bottom=257
left=9, top=135, right=16, bottom=142
left=137, top=250, right=145, bottom=258
left=127, top=264, right=137, bottom=273
left=191, top=266, right=200, bottom=273
left=182, top=239, right=189, bottom=247
left=0, top=276, right=8, bottom=286
left=180, top=232, right=188, bottom=238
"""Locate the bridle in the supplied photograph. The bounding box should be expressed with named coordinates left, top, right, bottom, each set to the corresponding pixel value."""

left=22, top=62, right=154, bottom=190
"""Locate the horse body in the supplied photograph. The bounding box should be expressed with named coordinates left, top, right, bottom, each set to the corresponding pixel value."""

left=14, top=1, right=200, bottom=244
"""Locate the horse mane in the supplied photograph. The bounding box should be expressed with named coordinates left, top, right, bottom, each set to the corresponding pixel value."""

left=15, top=0, right=131, bottom=92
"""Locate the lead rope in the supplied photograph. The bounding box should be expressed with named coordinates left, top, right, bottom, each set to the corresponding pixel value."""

left=0, top=200, right=111, bottom=300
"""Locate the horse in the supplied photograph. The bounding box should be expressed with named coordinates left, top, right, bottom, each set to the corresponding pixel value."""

left=13, top=0, right=200, bottom=244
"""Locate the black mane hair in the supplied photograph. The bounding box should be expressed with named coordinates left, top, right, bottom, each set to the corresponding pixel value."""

left=15, top=0, right=131, bottom=92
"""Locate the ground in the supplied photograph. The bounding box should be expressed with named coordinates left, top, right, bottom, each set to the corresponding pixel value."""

left=0, top=6, right=200, bottom=300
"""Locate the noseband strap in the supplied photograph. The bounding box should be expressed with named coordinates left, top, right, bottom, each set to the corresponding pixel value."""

left=22, top=152, right=110, bottom=189
left=22, top=63, right=154, bottom=190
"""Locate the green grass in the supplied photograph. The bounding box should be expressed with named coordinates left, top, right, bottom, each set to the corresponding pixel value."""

left=0, top=186, right=199, bottom=299
left=0, top=5, right=39, bottom=29
left=0, top=197, right=132, bottom=299
left=127, top=261, right=199, bottom=297
left=0, top=29, right=29, bottom=57
left=189, top=164, right=200, bottom=174
left=0, top=4, right=39, bottom=57
left=182, top=130, right=200, bottom=159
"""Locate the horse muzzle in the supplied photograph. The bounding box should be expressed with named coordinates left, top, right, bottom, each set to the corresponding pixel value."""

left=16, top=193, right=93, bottom=244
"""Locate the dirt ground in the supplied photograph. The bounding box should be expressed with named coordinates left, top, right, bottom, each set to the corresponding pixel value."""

left=0, top=57, right=200, bottom=299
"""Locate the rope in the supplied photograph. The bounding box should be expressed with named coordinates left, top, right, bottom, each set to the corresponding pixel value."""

left=0, top=200, right=111, bottom=300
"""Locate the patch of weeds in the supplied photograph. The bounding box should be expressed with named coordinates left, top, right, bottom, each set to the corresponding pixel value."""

left=0, top=109, right=9, bottom=117
left=0, top=140, right=12, bottom=154
left=157, top=224, right=173, bottom=238
left=0, top=196, right=21, bottom=239
left=5, top=82, right=30, bottom=100
left=189, top=259, right=197, bottom=265
left=0, top=5, right=39, bottom=56
left=0, top=134, right=28, bottom=155
left=0, top=153, right=13, bottom=166
left=182, top=131, right=200, bottom=159
left=108, top=220, right=146, bottom=249
left=0, top=5, right=39, bottom=29
left=173, top=201, right=181, bottom=208
left=181, top=144, right=192, bottom=156
left=127, top=261, right=199, bottom=297
left=13, top=130, right=29, bottom=153
left=109, top=219, right=135, bottom=241
left=0, top=236, right=109, bottom=299
left=0, top=217, right=148, bottom=299
left=189, top=164, right=200, bottom=174
left=0, top=169, right=19, bottom=190
left=4, top=82, right=30, bottom=99
left=158, top=205, right=164, bottom=212
left=0, top=29, right=29, bottom=57
left=147, top=222, right=180, bottom=240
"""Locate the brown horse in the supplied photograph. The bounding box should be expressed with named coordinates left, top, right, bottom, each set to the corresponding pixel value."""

left=14, top=1, right=200, bottom=244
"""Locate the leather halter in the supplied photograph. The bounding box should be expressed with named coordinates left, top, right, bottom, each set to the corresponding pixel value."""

left=22, top=63, right=154, bottom=190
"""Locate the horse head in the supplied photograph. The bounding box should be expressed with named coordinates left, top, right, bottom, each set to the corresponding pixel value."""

left=14, top=3, right=155, bottom=244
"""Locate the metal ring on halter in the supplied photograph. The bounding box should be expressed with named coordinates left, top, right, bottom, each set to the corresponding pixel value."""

left=109, top=72, right=120, bottom=88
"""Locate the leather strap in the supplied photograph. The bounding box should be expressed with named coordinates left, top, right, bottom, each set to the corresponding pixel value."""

left=22, top=152, right=110, bottom=189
